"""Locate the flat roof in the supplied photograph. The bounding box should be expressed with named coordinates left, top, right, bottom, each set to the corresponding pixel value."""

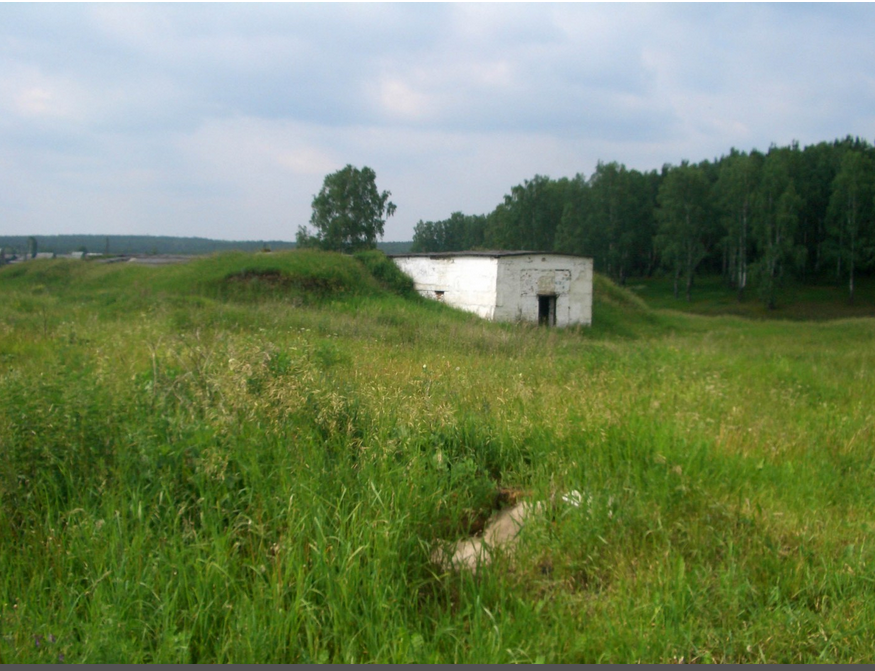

left=390, top=250, right=592, bottom=260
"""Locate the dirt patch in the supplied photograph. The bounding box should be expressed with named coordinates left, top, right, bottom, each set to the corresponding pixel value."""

left=225, top=269, right=290, bottom=286
left=224, top=270, right=344, bottom=295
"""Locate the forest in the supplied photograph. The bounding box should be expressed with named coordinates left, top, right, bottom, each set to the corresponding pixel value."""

left=411, top=137, right=875, bottom=307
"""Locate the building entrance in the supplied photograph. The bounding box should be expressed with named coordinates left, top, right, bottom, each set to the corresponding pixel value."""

left=538, top=295, right=556, bottom=326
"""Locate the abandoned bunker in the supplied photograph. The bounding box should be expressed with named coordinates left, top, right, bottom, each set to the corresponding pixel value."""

left=391, top=251, right=593, bottom=327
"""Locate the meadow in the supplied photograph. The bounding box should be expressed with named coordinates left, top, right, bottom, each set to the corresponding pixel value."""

left=1, top=251, right=874, bottom=662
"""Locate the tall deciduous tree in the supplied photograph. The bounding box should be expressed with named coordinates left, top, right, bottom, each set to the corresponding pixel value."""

left=655, top=162, right=712, bottom=301
left=751, top=150, right=805, bottom=309
left=716, top=149, right=762, bottom=300
left=411, top=212, right=486, bottom=252
left=796, top=141, right=837, bottom=277
left=297, top=165, right=396, bottom=253
left=488, top=175, right=568, bottom=251
left=827, top=150, right=874, bottom=303
left=553, top=174, right=590, bottom=256
left=588, top=162, right=638, bottom=284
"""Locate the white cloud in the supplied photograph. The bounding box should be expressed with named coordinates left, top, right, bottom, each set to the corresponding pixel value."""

left=0, top=66, right=84, bottom=122
left=275, top=147, right=340, bottom=178
left=377, top=77, right=433, bottom=121
left=1, top=3, right=874, bottom=240
left=14, top=87, right=53, bottom=116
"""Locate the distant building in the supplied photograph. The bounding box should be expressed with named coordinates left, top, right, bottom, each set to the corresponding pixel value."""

left=391, top=251, right=593, bottom=326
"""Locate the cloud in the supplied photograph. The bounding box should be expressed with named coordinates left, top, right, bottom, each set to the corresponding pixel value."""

left=377, top=77, right=434, bottom=122
left=1, top=3, right=874, bottom=240
left=14, top=87, right=53, bottom=117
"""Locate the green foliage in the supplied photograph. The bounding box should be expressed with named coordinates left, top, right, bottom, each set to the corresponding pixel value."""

left=826, top=150, right=875, bottom=302
left=751, top=149, right=807, bottom=309
left=585, top=162, right=657, bottom=284
left=486, top=175, right=569, bottom=251
left=411, top=212, right=487, bottom=252
left=298, top=165, right=396, bottom=253
left=375, top=240, right=413, bottom=255
left=716, top=149, right=762, bottom=299
left=552, top=181, right=588, bottom=256
left=655, top=161, right=714, bottom=301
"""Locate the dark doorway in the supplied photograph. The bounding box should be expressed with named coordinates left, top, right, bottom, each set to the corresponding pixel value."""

left=538, top=295, right=556, bottom=326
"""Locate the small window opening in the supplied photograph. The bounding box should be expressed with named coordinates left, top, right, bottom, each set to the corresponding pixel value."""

left=434, top=290, right=445, bottom=302
left=538, top=295, right=556, bottom=326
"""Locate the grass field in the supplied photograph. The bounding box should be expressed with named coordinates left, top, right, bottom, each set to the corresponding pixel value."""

left=1, top=252, right=874, bottom=662
left=628, top=273, right=875, bottom=321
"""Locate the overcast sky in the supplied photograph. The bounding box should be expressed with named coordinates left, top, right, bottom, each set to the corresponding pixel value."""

left=2, top=3, right=874, bottom=242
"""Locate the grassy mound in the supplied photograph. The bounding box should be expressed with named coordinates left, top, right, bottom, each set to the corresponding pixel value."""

left=196, top=250, right=384, bottom=303
left=352, top=249, right=417, bottom=297
left=0, top=250, right=409, bottom=306
left=588, top=273, right=672, bottom=338
left=0, top=253, right=676, bottom=342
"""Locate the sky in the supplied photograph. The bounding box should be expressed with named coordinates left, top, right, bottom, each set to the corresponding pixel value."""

left=2, top=3, right=874, bottom=243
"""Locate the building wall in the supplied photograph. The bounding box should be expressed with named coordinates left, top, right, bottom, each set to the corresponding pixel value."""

left=392, top=255, right=499, bottom=319
left=494, top=254, right=593, bottom=327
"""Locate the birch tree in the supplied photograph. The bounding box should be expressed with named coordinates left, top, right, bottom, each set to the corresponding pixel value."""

left=297, top=165, right=396, bottom=253
left=827, top=150, right=874, bottom=303
left=751, top=151, right=804, bottom=309
left=716, top=150, right=762, bottom=300
left=655, top=162, right=712, bottom=301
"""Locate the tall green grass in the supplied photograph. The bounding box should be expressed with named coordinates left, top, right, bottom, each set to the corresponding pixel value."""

left=631, top=274, right=875, bottom=321
left=1, top=252, right=874, bottom=662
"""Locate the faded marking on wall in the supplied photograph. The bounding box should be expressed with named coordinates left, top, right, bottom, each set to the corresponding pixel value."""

left=520, top=269, right=571, bottom=296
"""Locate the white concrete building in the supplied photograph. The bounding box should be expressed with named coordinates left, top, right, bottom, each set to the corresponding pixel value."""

left=391, top=251, right=593, bottom=327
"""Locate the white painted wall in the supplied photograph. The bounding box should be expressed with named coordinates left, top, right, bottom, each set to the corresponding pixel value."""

left=392, top=255, right=499, bottom=319
left=495, top=254, right=593, bottom=327
left=392, top=253, right=593, bottom=326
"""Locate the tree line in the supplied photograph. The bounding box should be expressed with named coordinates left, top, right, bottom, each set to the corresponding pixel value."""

left=0, top=234, right=411, bottom=260
left=0, top=235, right=300, bottom=258
left=411, top=137, right=875, bottom=306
